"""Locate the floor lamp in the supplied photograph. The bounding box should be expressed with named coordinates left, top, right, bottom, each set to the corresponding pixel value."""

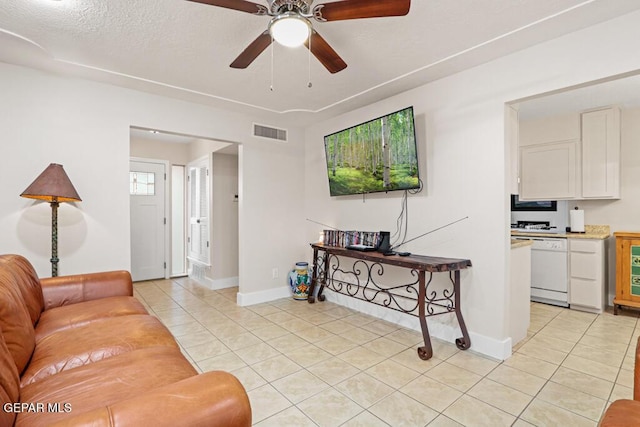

left=20, top=163, right=81, bottom=277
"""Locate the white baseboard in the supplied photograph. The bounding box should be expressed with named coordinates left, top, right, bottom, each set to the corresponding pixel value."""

left=210, top=276, right=239, bottom=290
left=188, top=274, right=239, bottom=290
left=237, top=285, right=291, bottom=306
left=324, top=292, right=512, bottom=361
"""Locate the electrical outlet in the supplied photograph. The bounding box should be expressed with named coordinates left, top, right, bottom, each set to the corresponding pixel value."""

left=272, top=268, right=279, bottom=279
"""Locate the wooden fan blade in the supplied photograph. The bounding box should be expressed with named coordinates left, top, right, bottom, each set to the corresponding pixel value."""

left=186, top=0, right=268, bottom=15
left=305, top=31, right=347, bottom=74
left=230, top=31, right=272, bottom=69
left=313, top=0, right=410, bottom=22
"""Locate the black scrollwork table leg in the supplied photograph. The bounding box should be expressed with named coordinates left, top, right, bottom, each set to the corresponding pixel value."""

left=417, top=271, right=434, bottom=360
left=453, top=270, right=471, bottom=350
left=308, top=248, right=328, bottom=303
left=308, top=247, right=320, bottom=303
left=317, top=251, right=328, bottom=302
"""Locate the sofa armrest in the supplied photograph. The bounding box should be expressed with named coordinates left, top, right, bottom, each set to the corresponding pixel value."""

left=600, top=400, right=640, bottom=427
left=49, top=371, right=251, bottom=427
left=635, top=337, right=640, bottom=401
left=40, top=271, right=133, bottom=310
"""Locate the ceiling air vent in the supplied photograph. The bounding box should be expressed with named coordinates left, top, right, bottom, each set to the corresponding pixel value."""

left=253, top=123, right=287, bottom=142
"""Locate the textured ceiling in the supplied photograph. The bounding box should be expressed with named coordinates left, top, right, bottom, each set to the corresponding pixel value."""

left=1, top=0, right=640, bottom=125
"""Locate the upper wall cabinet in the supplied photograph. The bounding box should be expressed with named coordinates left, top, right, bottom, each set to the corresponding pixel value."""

left=517, top=107, right=620, bottom=200
left=520, top=140, right=577, bottom=199
left=581, top=107, right=621, bottom=198
left=519, top=113, right=580, bottom=146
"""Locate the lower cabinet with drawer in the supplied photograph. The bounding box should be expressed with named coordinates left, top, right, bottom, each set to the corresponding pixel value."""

left=569, top=238, right=605, bottom=313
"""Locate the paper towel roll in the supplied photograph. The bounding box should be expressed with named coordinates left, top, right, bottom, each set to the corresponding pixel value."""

left=570, top=208, right=585, bottom=233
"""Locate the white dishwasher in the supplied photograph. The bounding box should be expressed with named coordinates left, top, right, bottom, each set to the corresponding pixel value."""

left=514, top=236, right=568, bottom=307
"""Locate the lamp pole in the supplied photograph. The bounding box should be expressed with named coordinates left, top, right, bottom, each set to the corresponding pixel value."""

left=20, top=163, right=81, bottom=278
left=50, top=197, right=59, bottom=277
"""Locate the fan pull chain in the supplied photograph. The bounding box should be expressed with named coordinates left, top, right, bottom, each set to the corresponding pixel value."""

left=307, top=33, right=312, bottom=88
left=270, top=35, right=274, bottom=92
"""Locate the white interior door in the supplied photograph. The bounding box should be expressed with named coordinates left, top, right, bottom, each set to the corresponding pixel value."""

left=187, top=157, right=210, bottom=266
left=171, top=165, right=186, bottom=276
left=130, top=160, right=166, bottom=281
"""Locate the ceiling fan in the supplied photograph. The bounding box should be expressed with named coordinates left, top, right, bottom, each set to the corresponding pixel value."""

left=187, top=0, right=411, bottom=74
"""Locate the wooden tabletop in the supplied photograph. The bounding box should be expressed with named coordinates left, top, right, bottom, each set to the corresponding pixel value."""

left=311, top=244, right=472, bottom=273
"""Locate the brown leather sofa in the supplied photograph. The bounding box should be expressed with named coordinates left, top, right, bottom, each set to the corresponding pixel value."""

left=0, top=254, right=251, bottom=427
left=600, top=337, right=640, bottom=426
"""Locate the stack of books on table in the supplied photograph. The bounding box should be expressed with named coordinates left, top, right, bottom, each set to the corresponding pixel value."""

left=323, top=230, right=380, bottom=249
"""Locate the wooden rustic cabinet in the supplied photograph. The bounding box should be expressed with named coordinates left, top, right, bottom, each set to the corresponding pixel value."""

left=614, top=232, right=640, bottom=314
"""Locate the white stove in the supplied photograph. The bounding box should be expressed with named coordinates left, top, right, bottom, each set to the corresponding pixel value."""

left=511, top=220, right=568, bottom=307
left=511, top=221, right=560, bottom=234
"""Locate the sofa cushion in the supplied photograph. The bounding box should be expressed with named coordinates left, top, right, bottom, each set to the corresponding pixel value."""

left=0, top=255, right=44, bottom=326
left=48, top=371, right=252, bottom=427
left=22, top=314, right=180, bottom=386
left=35, top=295, right=148, bottom=341
left=0, top=327, right=21, bottom=427
left=0, top=274, right=35, bottom=374
left=17, top=346, right=198, bottom=427
left=40, top=270, right=134, bottom=310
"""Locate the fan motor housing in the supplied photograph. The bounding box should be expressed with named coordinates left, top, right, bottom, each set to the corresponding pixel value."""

left=269, top=0, right=311, bottom=15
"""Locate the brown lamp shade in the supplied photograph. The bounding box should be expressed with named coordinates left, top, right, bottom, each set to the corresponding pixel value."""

left=20, top=163, right=81, bottom=203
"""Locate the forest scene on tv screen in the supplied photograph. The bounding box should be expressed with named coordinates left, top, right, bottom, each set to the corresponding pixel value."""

left=324, top=107, right=419, bottom=196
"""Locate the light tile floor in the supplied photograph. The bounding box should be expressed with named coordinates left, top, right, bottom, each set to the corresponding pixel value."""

left=133, top=278, right=639, bottom=427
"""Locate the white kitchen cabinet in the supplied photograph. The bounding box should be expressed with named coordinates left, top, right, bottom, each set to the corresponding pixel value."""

left=569, top=238, right=605, bottom=313
left=581, top=107, right=621, bottom=199
left=520, top=140, right=577, bottom=200
left=519, top=113, right=580, bottom=146
left=517, top=107, right=620, bottom=200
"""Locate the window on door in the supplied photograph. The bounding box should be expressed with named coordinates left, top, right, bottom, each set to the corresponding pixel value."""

left=129, top=171, right=155, bottom=196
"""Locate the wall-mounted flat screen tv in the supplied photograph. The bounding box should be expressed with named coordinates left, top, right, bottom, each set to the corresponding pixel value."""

left=324, top=106, right=420, bottom=196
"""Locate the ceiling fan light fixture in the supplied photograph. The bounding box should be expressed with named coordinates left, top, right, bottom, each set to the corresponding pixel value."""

left=269, top=13, right=310, bottom=48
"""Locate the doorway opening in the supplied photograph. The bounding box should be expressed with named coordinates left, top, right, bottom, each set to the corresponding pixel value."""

left=129, top=127, right=239, bottom=288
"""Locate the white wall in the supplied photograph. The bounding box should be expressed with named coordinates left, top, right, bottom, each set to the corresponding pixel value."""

left=304, top=10, right=640, bottom=359
left=237, top=140, right=308, bottom=303
left=0, top=63, right=307, bottom=303
left=130, top=137, right=190, bottom=165
left=211, top=153, right=239, bottom=282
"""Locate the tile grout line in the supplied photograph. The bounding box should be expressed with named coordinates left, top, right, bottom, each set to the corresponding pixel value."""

left=514, top=306, right=599, bottom=424
left=137, top=280, right=638, bottom=427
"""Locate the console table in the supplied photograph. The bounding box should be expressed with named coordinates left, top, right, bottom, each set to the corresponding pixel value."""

left=308, top=243, right=472, bottom=360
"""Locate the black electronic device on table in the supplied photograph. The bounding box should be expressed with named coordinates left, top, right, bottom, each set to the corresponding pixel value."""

left=383, top=251, right=411, bottom=256
left=377, top=231, right=391, bottom=253
left=346, top=244, right=377, bottom=252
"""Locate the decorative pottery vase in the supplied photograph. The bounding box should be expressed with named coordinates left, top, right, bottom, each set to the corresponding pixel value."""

left=288, top=262, right=311, bottom=300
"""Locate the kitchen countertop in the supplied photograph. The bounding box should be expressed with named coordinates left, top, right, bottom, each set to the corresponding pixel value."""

left=511, top=224, right=610, bottom=240
left=511, top=239, right=533, bottom=249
